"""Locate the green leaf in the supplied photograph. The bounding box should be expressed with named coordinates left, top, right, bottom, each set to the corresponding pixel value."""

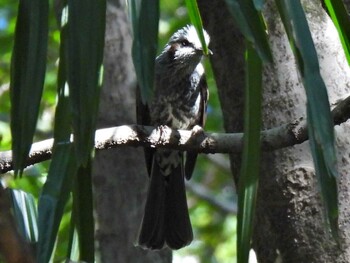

left=323, top=0, right=350, bottom=64
left=66, top=0, right=106, bottom=165
left=8, top=188, right=38, bottom=243
left=10, top=0, right=49, bottom=176
left=129, top=0, right=159, bottom=105
left=225, top=0, right=272, bottom=63
left=55, top=11, right=70, bottom=142
left=237, top=43, right=262, bottom=263
left=67, top=227, right=80, bottom=261
left=276, top=0, right=339, bottom=240
left=37, top=19, right=77, bottom=262
left=72, top=160, right=94, bottom=262
left=308, top=105, right=339, bottom=237
left=185, top=0, right=210, bottom=55
left=37, top=143, right=76, bottom=263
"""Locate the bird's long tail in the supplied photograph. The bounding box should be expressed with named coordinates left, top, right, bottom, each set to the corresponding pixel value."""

left=164, top=161, right=193, bottom=249
left=138, top=154, right=193, bottom=250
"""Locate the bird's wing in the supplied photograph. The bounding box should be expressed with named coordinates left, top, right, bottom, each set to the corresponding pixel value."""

left=184, top=73, right=209, bottom=180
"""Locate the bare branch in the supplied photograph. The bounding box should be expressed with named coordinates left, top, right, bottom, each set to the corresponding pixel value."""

left=1, top=94, right=350, bottom=174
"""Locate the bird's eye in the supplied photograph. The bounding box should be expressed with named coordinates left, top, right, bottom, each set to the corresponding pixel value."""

left=181, top=40, right=190, bottom=47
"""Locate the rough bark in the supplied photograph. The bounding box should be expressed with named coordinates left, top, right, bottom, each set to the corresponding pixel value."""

left=92, top=1, right=171, bottom=262
left=197, top=0, right=246, bottom=184
left=200, top=0, right=350, bottom=262
left=256, top=1, right=350, bottom=262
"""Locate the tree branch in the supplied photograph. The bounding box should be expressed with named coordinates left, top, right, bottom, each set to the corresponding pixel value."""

left=1, top=94, right=350, bottom=174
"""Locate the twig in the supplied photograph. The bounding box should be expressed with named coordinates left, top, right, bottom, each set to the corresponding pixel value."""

left=1, top=94, right=350, bottom=174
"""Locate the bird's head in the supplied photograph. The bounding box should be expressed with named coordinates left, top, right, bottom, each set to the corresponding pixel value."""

left=157, top=25, right=210, bottom=72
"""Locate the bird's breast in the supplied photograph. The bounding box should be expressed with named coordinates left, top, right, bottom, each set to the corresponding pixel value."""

left=151, top=64, right=204, bottom=129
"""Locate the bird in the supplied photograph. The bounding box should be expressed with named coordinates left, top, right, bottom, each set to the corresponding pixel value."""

left=138, top=25, right=210, bottom=250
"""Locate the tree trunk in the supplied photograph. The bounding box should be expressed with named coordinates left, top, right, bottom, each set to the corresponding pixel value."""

left=200, top=0, right=350, bottom=262
left=92, top=1, right=171, bottom=262
left=197, top=0, right=246, bottom=184
left=255, top=1, right=350, bottom=262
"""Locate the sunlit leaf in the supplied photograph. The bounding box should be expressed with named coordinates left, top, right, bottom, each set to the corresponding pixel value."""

left=9, top=188, right=38, bottom=243
left=185, top=0, right=210, bottom=55
left=67, top=227, right=80, bottom=261
left=323, top=0, right=350, bottom=64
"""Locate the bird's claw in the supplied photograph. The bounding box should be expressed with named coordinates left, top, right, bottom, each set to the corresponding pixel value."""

left=156, top=125, right=171, bottom=144
left=191, top=125, right=204, bottom=136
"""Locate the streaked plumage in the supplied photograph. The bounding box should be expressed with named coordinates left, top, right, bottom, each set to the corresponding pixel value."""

left=138, top=25, right=210, bottom=250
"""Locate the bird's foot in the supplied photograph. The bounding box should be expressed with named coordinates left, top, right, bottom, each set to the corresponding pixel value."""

left=191, top=125, right=204, bottom=136
left=156, top=125, right=172, bottom=144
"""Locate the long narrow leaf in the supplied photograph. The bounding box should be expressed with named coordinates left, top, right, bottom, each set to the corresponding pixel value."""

left=37, top=144, right=76, bottom=263
left=185, top=0, right=210, bottom=55
left=55, top=8, right=70, bottom=143
left=67, top=227, right=80, bottom=260
left=225, top=0, right=272, bottom=63
left=323, top=0, right=350, bottom=64
left=237, top=43, right=262, bottom=263
left=66, top=0, right=106, bottom=165
left=72, top=160, right=94, bottom=262
left=308, top=105, right=339, bottom=237
left=276, top=0, right=339, bottom=239
left=37, top=17, right=77, bottom=262
left=10, top=0, right=49, bottom=176
left=9, top=188, right=38, bottom=243
left=129, top=0, right=159, bottom=104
